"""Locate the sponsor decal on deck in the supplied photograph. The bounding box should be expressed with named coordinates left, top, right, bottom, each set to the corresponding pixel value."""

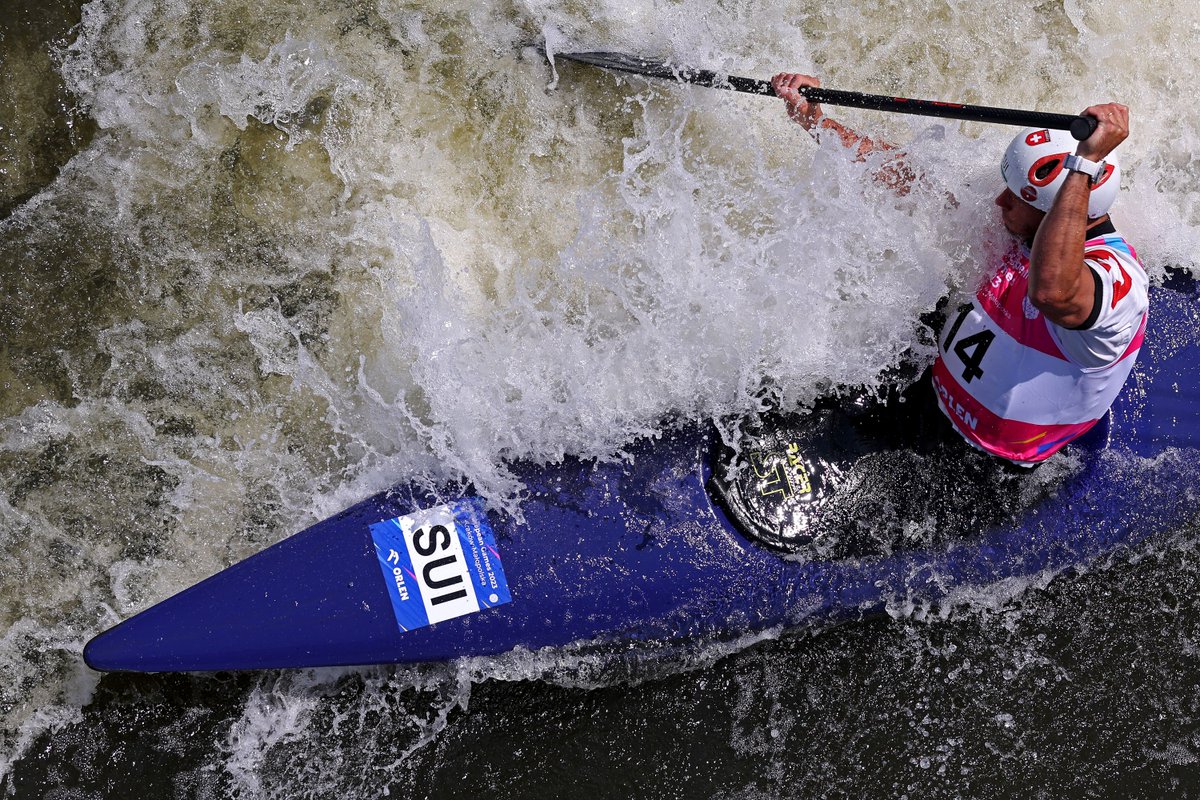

left=369, top=498, right=512, bottom=634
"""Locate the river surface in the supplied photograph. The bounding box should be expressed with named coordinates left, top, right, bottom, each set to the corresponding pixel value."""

left=3, top=0, right=1200, bottom=797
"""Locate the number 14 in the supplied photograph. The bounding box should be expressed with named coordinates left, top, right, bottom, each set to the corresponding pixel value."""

left=942, top=303, right=994, bottom=383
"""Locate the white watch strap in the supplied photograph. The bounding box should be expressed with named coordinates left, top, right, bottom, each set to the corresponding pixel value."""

left=1064, top=153, right=1106, bottom=183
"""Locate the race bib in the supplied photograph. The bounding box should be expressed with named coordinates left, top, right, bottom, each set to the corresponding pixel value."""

left=369, top=498, right=512, bottom=634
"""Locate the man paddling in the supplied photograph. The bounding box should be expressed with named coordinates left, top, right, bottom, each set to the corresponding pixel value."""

left=771, top=73, right=1149, bottom=467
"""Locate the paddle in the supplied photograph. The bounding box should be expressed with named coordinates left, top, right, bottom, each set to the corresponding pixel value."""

left=558, top=51, right=1098, bottom=141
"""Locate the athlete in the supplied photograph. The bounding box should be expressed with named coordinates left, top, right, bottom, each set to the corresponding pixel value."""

left=770, top=72, right=1149, bottom=466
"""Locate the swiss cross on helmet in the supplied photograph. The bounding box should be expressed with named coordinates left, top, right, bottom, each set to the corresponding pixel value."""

left=1001, top=127, right=1120, bottom=219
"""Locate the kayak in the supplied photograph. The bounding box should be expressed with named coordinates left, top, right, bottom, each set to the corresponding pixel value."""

left=83, top=272, right=1200, bottom=672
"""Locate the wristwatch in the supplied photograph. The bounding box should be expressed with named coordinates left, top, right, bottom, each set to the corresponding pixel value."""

left=1064, top=153, right=1107, bottom=185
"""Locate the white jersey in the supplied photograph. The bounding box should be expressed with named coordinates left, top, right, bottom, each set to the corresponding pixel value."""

left=932, top=223, right=1149, bottom=463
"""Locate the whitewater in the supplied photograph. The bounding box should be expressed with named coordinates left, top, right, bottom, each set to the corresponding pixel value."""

left=3, top=0, right=1200, bottom=796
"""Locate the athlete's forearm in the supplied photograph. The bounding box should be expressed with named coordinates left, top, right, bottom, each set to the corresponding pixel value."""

left=810, top=117, right=914, bottom=194
left=810, top=116, right=892, bottom=158
left=771, top=72, right=896, bottom=157
left=1028, top=171, right=1094, bottom=327
left=770, top=73, right=912, bottom=193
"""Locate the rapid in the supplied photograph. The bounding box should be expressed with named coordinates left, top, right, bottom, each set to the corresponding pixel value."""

left=3, top=0, right=1200, bottom=796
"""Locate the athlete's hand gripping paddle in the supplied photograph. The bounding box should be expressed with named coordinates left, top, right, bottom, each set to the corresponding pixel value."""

left=558, top=51, right=1099, bottom=141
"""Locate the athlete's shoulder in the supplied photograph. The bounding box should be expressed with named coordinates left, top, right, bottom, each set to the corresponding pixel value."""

left=1084, top=232, right=1146, bottom=274
left=1083, top=232, right=1149, bottom=316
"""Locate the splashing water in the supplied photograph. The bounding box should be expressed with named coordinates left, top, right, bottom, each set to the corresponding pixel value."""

left=4, top=0, right=1200, bottom=795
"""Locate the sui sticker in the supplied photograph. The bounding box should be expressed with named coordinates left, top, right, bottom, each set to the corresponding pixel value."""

left=369, top=498, right=512, bottom=634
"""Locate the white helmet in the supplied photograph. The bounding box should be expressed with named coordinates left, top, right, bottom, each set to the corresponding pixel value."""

left=1001, top=127, right=1120, bottom=219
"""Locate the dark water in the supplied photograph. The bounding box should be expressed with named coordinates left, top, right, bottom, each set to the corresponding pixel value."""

left=0, top=0, right=96, bottom=221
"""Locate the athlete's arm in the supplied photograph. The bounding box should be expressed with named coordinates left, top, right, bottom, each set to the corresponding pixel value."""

left=771, top=73, right=895, bottom=156
left=771, top=72, right=914, bottom=193
left=1027, top=103, right=1129, bottom=328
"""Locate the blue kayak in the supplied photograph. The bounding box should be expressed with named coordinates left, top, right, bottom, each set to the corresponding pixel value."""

left=83, top=273, right=1200, bottom=672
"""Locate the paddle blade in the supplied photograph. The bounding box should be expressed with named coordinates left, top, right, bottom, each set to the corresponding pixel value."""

left=557, top=51, right=775, bottom=96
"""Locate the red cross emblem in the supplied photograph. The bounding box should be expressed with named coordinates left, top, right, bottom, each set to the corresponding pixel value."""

left=1025, top=129, right=1050, bottom=146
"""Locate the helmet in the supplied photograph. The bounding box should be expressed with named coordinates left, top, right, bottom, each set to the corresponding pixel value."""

left=1001, top=127, right=1120, bottom=219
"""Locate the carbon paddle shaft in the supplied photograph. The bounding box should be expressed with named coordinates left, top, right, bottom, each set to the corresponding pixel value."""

left=560, top=51, right=1098, bottom=141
